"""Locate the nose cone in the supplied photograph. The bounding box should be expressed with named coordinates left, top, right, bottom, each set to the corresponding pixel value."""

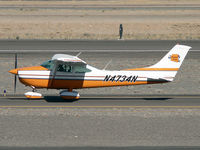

left=9, top=69, right=18, bottom=75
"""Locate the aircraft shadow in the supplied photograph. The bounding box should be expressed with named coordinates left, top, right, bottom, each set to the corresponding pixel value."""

left=7, top=96, right=171, bottom=103
left=44, top=96, right=79, bottom=103
left=80, top=97, right=171, bottom=101
left=44, top=96, right=171, bottom=103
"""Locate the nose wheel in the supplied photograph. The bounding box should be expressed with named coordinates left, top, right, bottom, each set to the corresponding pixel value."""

left=24, top=86, right=42, bottom=99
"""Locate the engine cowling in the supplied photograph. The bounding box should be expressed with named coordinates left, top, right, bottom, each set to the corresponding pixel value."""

left=60, top=90, right=80, bottom=100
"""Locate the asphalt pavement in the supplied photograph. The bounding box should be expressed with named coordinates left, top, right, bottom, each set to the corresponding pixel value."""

left=0, top=95, right=199, bottom=107
left=0, top=40, right=199, bottom=51
left=1, top=40, right=200, bottom=148
left=0, top=146, right=200, bottom=150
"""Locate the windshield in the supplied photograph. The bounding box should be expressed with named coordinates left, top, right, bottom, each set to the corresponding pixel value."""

left=41, top=60, right=54, bottom=70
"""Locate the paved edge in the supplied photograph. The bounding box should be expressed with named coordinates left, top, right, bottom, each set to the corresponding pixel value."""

left=1, top=94, right=200, bottom=98
left=0, top=146, right=200, bottom=150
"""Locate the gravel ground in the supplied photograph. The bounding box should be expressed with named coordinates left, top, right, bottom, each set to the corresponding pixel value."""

left=0, top=108, right=200, bottom=146
left=0, top=0, right=199, bottom=40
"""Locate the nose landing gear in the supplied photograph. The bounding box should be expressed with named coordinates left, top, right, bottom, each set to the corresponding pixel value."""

left=24, top=86, right=42, bottom=99
left=24, top=87, right=79, bottom=100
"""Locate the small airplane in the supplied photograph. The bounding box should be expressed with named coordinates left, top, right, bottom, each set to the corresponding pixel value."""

left=9, top=44, right=191, bottom=99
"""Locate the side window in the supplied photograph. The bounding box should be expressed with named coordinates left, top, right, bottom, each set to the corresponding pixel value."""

left=74, top=65, right=91, bottom=73
left=57, top=64, right=72, bottom=73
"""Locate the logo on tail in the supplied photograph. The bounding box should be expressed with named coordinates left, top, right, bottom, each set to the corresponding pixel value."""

left=168, top=54, right=180, bottom=62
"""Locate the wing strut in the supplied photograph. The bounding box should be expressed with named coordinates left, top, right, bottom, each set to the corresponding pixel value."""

left=48, top=60, right=59, bottom=87
left=103, top=59, right=112, bottom=70
left=76, top=52, right=82, bottom=57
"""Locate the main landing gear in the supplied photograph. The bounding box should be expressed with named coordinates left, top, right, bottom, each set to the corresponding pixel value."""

left=24, top=87, right=80, bottom=100
left=59, top=90, right=80, bottom=100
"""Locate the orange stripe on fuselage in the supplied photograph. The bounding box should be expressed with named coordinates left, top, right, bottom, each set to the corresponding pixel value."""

left=123, top=68, right=179, bottom=71
left=17, top=66, right=48, bottom=71
left=19, top=78, right=166, bottom=89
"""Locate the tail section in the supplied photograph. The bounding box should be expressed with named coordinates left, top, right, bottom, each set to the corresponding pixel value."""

left=124, top=44, right=191, bottom=82
left=147, top=44, right=191, bottom=81
left=149, top=44, right=191, bottom=69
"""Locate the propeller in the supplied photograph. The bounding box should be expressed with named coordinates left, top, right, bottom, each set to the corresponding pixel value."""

left=14, top=53, right=17, bottom=93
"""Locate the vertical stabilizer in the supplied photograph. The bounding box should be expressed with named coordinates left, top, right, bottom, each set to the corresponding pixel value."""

left=149, top=44, right=191, bottom=69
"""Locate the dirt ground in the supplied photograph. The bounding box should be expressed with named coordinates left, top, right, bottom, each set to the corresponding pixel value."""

left=0, top=0, right=199, bottom=40
left=1, top=0, right=200, bottom=6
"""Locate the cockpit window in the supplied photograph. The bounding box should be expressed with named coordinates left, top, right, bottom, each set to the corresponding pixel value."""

left=57, top=64, right=72, bottom=72
left=41, top=60, right=91, bottom=73
left=41, top=60, right=54, bottom=70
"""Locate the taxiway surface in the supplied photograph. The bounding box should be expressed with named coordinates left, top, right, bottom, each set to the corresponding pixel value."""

left=0, top=40, right=200, bottom=147
left=1, top=40, right=199, bottom=95
left=0, top=40, right=199, bottom=51
left=1, top=96, right=200, bottom=147
left=0, top=95, right=200, bottom=107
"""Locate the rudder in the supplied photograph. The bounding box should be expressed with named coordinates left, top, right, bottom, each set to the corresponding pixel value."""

left=148, top=44, right=191, bottom=69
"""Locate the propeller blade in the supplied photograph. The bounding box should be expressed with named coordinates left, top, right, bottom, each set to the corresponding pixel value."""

left=14, top=53, right=17, bottom=93
left=14, top=74, right=17, bottom=93
left=15, top=53, right=17, bottom=69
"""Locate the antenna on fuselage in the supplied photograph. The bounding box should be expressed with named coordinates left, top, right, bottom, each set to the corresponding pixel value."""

left=103, top=59, right=112, bottom=70
left=76, top=52, right=82, bottom=57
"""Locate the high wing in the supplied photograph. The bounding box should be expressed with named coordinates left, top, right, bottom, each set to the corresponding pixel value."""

left=52, top=54, right=86, bottom=64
